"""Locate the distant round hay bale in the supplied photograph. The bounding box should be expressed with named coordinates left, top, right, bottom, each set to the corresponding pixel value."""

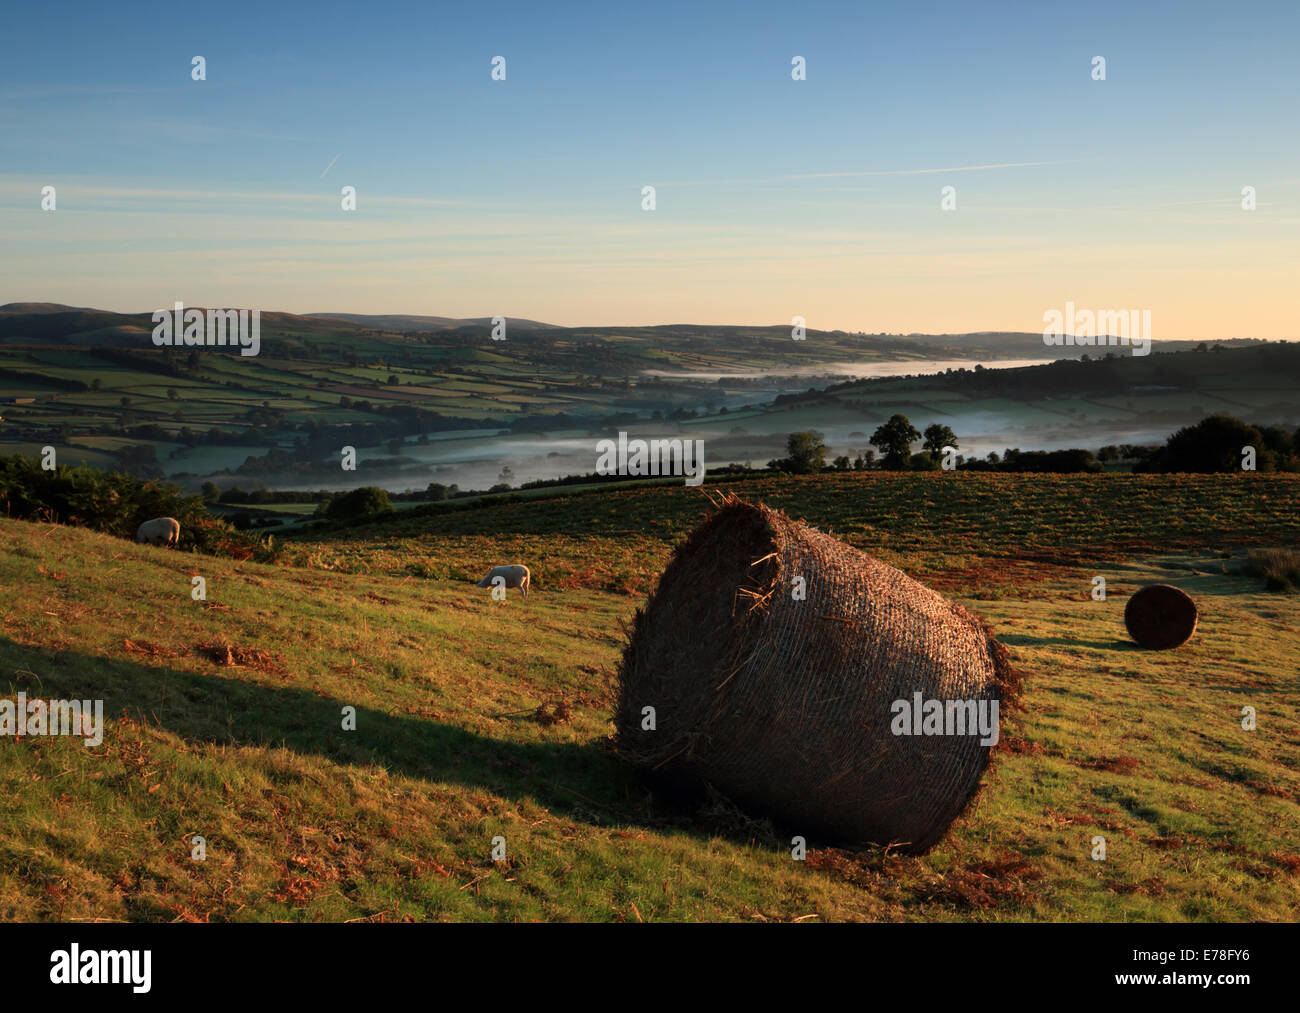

left=614, top=496, right=1018, bottom=854
left=1124, top=584, right=1198, bottom=650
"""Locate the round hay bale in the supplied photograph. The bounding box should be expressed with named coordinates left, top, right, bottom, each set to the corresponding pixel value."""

left=1124, top=583, right=1198, bottom=650
left=614, top=496, right=1018, bottom=854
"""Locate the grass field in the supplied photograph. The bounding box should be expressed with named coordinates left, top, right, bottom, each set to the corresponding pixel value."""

left=1, top=473, right=1297, bottom=921
left=283, top=472, right=1300, bottom=595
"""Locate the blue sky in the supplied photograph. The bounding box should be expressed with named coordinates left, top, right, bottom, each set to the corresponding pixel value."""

left=2, top=0, right=1297, bottom=336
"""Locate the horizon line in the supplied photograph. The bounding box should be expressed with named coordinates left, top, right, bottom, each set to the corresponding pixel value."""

left=1, top=300, right=1295, bottom=344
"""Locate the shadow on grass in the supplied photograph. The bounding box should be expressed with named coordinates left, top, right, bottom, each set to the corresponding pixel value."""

left=999, top=634, right=1138, bottom=652
left=0, top=636, right=652, bottom=830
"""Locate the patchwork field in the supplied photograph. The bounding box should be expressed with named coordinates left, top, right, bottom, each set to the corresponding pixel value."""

left=6, top=310, right=1293, bottom=496
left=1, top=473, right=1297, bottom=921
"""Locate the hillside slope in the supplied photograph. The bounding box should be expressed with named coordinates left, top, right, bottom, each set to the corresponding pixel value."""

left=1, top=487, right=1298, bottom=921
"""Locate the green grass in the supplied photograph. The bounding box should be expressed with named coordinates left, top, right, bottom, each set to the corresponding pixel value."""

left=1, top=473, right=1298, bottom=922
left=1239, top=547, right=1300, bottom=592
left=281, top=472, right=1300, bottom=596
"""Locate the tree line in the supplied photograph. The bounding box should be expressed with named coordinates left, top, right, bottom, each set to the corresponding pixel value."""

left=769, top=413, right=1300, bottom=474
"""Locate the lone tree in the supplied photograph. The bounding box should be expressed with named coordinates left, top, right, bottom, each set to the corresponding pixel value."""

left=776, top=431, right=827, bottom=474
left=922, top=423, right=959, bottom=460
left=870, top=414, right=921, bottom=469
left=324, top=486, right=394, bottom=521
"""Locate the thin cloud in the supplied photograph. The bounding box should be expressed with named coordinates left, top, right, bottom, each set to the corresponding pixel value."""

left=0, top=178, right=475, bottom=209
left=660, top=160, right=1076, bottom=186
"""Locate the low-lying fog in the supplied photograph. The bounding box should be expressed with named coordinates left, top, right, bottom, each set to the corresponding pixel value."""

left=295, top=356, right=1155, bottom=493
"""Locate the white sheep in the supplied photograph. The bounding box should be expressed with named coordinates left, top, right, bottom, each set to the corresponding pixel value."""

left=476, top=564, right=530, bottom=598
left=136, top=516, right=181, bottom=548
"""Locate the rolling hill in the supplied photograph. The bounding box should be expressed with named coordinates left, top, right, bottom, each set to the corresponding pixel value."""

left=2, top=472, right=1297, bottom=921
left=307, top=312, right=563, bottom=331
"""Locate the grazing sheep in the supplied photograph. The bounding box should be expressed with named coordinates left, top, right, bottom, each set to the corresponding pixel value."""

left=476, top=564, right=530, bottom=598
left=136, top=516, right=181, bottom=548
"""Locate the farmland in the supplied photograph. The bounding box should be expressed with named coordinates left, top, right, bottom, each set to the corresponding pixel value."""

left=6, top=304, right=1291, bottom=496
left=1, top=309, right=997, bottom=491
left=2, top=472, right=1297, bottom=921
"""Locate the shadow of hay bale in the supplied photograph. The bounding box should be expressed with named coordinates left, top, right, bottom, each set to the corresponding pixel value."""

left=614, top=495, right=1019, bottom=854
left=1124, top=583, right=1198, bottom=649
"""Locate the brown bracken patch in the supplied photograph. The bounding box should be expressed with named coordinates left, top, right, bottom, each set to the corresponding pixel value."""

left=924, top=851, right=1043, bottom=910
left=196, top=641, right=288, bottom=677
left=533, top=698, right=572, bottom=726
left=123, top=638, right=180, bottom=658
left=1109, top=876, right=1166, bottom=896
left=999, top=737, right=1045, bottom=756
left=1079, top=755, right=1140, bottom=774
left=1245, top=780, right=1293, bottom=800
left=806, top=847, right=907, bottom=889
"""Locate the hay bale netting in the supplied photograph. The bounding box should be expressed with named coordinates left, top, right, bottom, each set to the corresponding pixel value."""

left=1124, top=583, right=1198, bottom=650
left=614, top=497, right=1018, bottom=853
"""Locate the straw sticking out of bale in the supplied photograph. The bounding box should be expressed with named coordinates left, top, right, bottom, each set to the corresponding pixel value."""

left=1125, top=584, right=1198, bottom=650
left=614, top=495, right=1018, bottom=854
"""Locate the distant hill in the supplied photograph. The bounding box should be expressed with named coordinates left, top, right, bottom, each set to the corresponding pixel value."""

left=0, top=304, right=369, bottom=347
left=0, top=305, right=567, bottom=345
left=0, top=304, right=147, bottom=346
left=308, top=312, right=562, bottom=331
left=0, top=302, right=98, bottom=314
left=2, top=304, right=1279, bottom=356
left=868, top=331, right=1267, bottom=358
